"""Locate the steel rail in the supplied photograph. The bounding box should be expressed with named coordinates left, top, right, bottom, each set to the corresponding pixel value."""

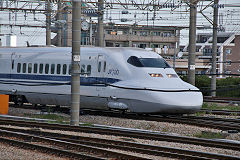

left=201, top=109, right=240, bottom=116
left=7, top=104, right=240, bottom=130
left=1, top=126, right=239, bottom=160
left=81, top=109, right=240, bottom=131
left=0, top=129, right=146, bottom=160
left=0, top=136, right=102, bottom=159
left=0, top=118, right=240, bottom=151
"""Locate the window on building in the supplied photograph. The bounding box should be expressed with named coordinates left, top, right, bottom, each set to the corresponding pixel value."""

left=28, top=63, right=32, bottom=73
left=34, top=63, right=38, bottom=73
left=39, top=64, right=43, bottom=74
left=22, top=63, right=26, bottom=73
left=63, top=64, right=67, bottom=75
left=57, top=64, right=61, bottom=74
left=225, top=48, right=232, bottom=55
left=140, top=31, right=148, bottom=36
left=45, top=64, right=49, bottom=74
left=51, top=64, right=55, bottom=74
left=17, top=63, right=21, bottom=73
left=226, top=60, right=232, bottom=66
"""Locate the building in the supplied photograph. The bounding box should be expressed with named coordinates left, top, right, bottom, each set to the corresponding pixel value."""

left=51, top=7, right=182, bottom=57
left=175, top=32, right=240, bottom=76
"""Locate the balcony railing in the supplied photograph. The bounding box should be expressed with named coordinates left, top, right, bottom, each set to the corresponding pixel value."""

left=105, top=34, right=178, bottom=43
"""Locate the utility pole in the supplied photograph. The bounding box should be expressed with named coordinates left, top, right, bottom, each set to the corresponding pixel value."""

left=173, top=29, right=180, bottom=70
left=211, top=0, right=219, bottom=97
left=70, top=0, right=81, bottom=126
left=188, top=0, right=197, bottom=85
left=46, top=1, right=51, bottom=46
left=57, top=0, right=62, bottom=47
left=97, top=0, right=104, bottom=47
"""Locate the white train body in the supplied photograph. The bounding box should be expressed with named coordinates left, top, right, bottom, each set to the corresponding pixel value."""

left=0, top=47, right=203, bottom=114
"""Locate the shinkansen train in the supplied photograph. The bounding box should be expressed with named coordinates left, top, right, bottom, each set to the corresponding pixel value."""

left=0, top=47, right=203, bottom=114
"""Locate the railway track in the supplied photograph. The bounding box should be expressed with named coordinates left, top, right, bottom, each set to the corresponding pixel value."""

left=9, top=103, right=240, bottom=131
left=1, top=117, right=240, bottom=150
left=1, top=118, right=240, bottom=159
left=204, top=96, right=240, bottom=104
left=82, top=109, right=240, bottom=131
left=201, top=109, right=240, bottom=116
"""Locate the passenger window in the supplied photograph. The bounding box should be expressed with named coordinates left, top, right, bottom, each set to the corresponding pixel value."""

left=22, top=63, right=26, bottom=73
left=45, top=64, right=49, bottom=74
left=62, top=64, right=67, bottom=75
left=98, top=62, right=101, bottom=72
left=39, top=63, right=43, bottom=74
left=57, top=64, right=61, bottom=74
left=51, top=64, right=55, bottom=74
left=81, top=64, right=85, bottom=74
left=103, top=61, right=106, bottom=72
left=68, top=64, right=72, bottom=75
left=17, top=63, right=21, bottom=73
left=12, top=60, right=14, bottom=70
left=28, top=63, right=32, bottom=73
left=34, top=63, right=38, bottom=73
left=87, top=65, right=91, bottom=75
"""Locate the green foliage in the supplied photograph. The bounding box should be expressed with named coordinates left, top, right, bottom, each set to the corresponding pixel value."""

left=202, top=103, right=240, bottom=111
left=194, top=131, right=227, bottom=139
left=180, top=75, right=240, bottom=97
left=28, top=114, right=69, bottom=124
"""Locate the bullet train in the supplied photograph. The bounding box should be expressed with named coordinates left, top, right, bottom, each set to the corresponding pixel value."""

left=0, top=47, right=203, bottom=114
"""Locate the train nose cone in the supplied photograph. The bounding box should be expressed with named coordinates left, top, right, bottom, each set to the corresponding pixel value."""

left=160, top=91, right=203, bottom=113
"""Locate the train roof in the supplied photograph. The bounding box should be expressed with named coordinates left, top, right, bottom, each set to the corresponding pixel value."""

left=0, top=47, right=162, bottom=60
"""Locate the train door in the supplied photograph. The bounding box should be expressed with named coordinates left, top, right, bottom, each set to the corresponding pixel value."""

left=96, top=54, right=106, bottom=93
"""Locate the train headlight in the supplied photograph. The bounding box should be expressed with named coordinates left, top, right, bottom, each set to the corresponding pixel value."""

left=149, top=73, right=163, bottom=77
left=167, top=74, right=178, bottom=78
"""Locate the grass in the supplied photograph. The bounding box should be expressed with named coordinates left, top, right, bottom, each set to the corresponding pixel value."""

left=202, top=103, right=240, bottom=111
left=25, top=113, right=69, bottom=124
left=194, top=131, right=228, bottom=139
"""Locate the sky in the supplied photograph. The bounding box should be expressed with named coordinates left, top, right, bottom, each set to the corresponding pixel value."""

left=0, top=0, right=239, bottom=46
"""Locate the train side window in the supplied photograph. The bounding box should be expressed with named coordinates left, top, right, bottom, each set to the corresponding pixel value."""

left=62, top=64, right=67, bottom=75
left=45, top=64, right=49, bottom=74
left=68, top=64, right=72, bottom=75
left=98, top=62, right=101, bottom=72
left=87, top=65, right=91, bottom=75
left=34, top=63, right=38, bottom=73
left=12, top=60, right=14, bottom=70
left=22, top=63, right=26, bottom=73
left=51, top=64, right=55, bottom=74
left=17, top=63, right=21, bottom=73
left=57, top=64, right=61, bottom=74
left=39, top=63, right=43, bottom=74
left=81, top=64, right=85, bottom=74
left=103, top=61, right=106, bottom=72
left=28, top=63, right=32, bottom=73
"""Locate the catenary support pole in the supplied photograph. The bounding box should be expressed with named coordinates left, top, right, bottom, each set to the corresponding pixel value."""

left=46, top=1, right=51, bottom=46
left=97, top=0, right=104, bottom=47
left=57, top=0, right=62, bottom=47
left=188, top=0, right=197, bottom=85
left=71, top=0, right=81, bottom=126
left=211, top=0, right=219, bottom=97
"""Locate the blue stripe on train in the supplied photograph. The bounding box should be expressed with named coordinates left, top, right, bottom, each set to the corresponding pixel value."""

left=0, top=73, right=120, bottom=86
